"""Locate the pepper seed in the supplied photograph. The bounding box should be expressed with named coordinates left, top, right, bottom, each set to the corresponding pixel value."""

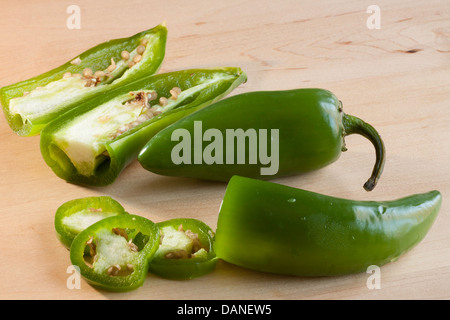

left=94, top=70, right=105, bottom=78
left=112, top=227, right=128, bottom=240
left=132, top=54, right=142, bottom=63
left=107, top=265, right=121, bottom=276
left=136, top=45, right=146, bottom=55
left=83, top=68, right=93, bottom=77
left=140, top=38, right=149, bottom=46
left=147, top=91, right=158, bottom=101
left=70, top=57, right=81, bottom=65
left=159, top=97, right=168, bottom=106
left=107, top=58, right=116, bottom=72
left=127, top=240, right=139, bottom=252
left=121, top=50, right=130, bottom=61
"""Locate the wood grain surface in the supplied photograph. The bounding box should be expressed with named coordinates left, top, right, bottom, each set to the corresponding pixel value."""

left=0, top=0, right=449, bottom=300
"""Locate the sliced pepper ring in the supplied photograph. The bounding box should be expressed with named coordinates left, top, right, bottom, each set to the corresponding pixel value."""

left=148, top=218, right=218, bottom=280
left=70, top=214, right=159, bottom=292
left=55, top=196, right=128, bottom=249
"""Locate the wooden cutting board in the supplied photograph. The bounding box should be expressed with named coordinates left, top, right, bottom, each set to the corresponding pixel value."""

left=0, top=0, right=449, bottom=300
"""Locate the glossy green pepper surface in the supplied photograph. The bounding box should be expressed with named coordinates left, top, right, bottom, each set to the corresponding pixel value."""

left=40, top=67, right=246, bottom=186
left=149, top=218, right=218, bottom=280
left=1, top=24, right=167, bottom=136
left=139, top=88, right=385, bottom=191
left=70, top=214, right=159, bottom=292
left=214, top=176, right=442, bottom=277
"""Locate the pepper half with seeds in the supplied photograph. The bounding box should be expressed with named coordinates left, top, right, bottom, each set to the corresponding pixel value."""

left=55, top=196, right=128, bottom=249
left=148, top=218, right=218, bottom=280
left=70, top=214, right=160, bottom=292
left=0, top=24, right=167, bottom=136
left=40, top=67, right=247, bottom=186
left=138, top=88, right=385, bottom=191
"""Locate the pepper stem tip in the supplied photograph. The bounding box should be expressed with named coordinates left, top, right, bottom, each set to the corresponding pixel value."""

left=343, top=113, right=385, bottom=192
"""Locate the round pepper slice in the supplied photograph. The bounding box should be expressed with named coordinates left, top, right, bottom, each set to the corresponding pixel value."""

left=70, top=214, right=159, bottom=292
left=148, top=218, right=218, bottom=280
left=55, top=196, right=127, bottom=249
left=214, top=176, right=442, bottom=277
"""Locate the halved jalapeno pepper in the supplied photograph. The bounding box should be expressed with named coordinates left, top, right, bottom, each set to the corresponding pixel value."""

left=149, top=218, right=218, bottom=280
left=1, top=24, right=167, bottom=136
left=40, top=67, right=246, bottom=186
left=70, top=214, right=159, bottom=292
left=214, top=176, right=442, bottom=276
left=138, top=88, right=385, bottom=191
left=55, top=196, right=128, bottom=249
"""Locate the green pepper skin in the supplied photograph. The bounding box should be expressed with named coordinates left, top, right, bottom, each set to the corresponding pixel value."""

left=70, top=214, right=159, bottom=292
left=40, top=67, right=246, bottom=186
left=55, top=196, right=127, bottom=249
left=1, top=24, right=167, bottom=136
left=138, top=89, right=385, bottom=191
left=214, top=176, right=442, bottom=277
left=148, top=218, right=218, bottom=280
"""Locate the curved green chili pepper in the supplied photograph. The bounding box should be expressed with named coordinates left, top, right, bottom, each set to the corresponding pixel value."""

left=149, top=218, right=218, bottom=280
left=40, top=67, right=246, bottom=186
left=138, top=88, right=385, bottom=191
left=214, top=176, right=442, bottom=277
left=1, top=24, right=167, bottom=136
left=55, top=196, right=128, bottom=249
left=70, top=214, right=159, bottom=292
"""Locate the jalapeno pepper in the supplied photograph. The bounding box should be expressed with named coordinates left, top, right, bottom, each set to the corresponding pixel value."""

left=214, top=176, right=442, bottom=276
left=55, top=196, right=128, bottom=249
left=40, top=67, right=246, bottom=186
left=138, top=88, right=385, bottom=191
left=70, top=214, right=159, bottom=292
left=1, top=24, right=167, bottom=136
left=149, top=218, right=217, bottom=280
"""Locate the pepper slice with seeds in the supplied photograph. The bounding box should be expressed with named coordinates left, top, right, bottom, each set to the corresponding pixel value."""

left=0, top=24, right=167, bottom=136
left=148, top=218, right=218, bottom=280
left=70, top=214, right=159, bottom=292
left=55, top=196, right=128, bottom=249
left=40, top=67, right=247, bottom=186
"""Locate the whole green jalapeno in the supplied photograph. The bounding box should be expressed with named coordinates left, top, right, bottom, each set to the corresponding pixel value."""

left=138, top=88, right=385, bottom=191
left=214, top=176, right=442, bottom=277
left=1, top=24, right=167, bottom=136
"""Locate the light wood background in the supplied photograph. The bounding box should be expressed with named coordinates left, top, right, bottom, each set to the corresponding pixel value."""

left=0, top=0, right=449, bottom=300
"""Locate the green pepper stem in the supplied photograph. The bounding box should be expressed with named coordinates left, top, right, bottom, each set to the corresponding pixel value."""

left=342, top=113, right=385, bottom=191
